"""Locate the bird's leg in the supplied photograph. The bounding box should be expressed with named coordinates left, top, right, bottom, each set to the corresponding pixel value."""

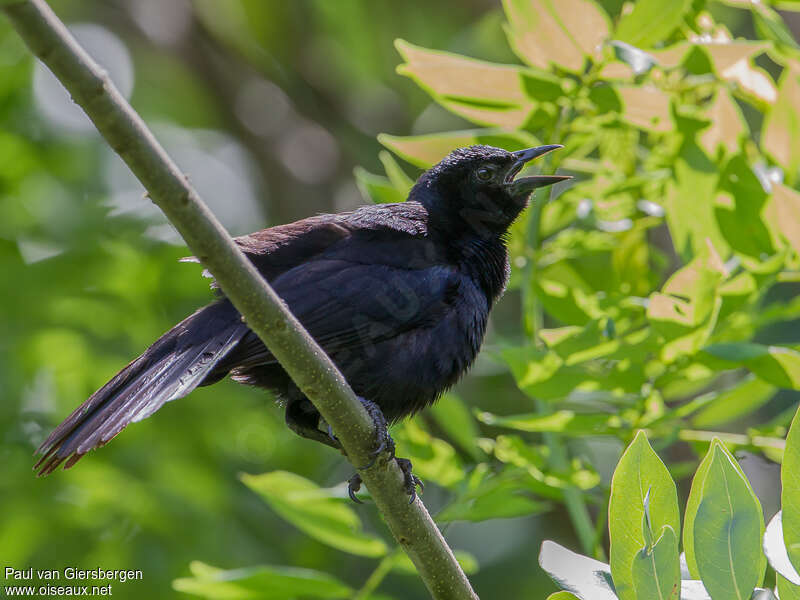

left=347, top=397, right=423, bottom=504
left=284, top=396, right=343, bottom=452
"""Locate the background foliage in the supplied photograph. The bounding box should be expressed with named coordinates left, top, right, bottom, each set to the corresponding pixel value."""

left=3, top=0, right=800, bottom=598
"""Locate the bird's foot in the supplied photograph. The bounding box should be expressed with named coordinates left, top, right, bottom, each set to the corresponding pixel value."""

left=396, top=457, right=424, bottom=504
left=356, top=397, right=394, bottom=470
left=339, top=398, right=422, bottom=504
left=347, top=456, right=423, bottom=504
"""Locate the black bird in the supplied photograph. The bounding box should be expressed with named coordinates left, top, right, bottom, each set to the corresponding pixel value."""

left=34, top=144, right=568, bottom=498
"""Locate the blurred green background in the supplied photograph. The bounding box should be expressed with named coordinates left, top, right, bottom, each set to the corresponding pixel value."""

left=3, top=0, right=800, bottom=598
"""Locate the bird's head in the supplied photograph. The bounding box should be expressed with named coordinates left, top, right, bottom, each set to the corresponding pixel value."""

left=414, top=144, right=569, bottom=238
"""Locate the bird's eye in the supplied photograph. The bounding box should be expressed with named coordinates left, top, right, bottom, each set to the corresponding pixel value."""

left=476, top=166, right=494, bottom=181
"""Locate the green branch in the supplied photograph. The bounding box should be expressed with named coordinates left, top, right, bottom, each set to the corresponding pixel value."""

left=0, top=1, right=477, bottom=598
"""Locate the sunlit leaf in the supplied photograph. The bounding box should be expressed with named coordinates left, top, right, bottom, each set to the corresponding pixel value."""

left=702, top=343, right=800, bottom=389
left=379, top=130, right=539, bottom=168
left=763, top=61, right=800, bottom=180
left=395, top=39, right=536, bottom=127
left=693, top=444, right=766, bottom=599
left=700, top=89, right=747, bottom=157
left=614, top=0, right=693, bottom=49
left=546, top=593, right=582, bottom=600
left=783, top=407, right=800, bottom=574
left=647, top=241, right=725, bottom=362
left=663, top=142, right=729, bottom=260
left=616, top=85, right=672, bottom=132
left=502, top=0, right=611, bottom=71
left=764, top=182, right=800, bottom=256
left=778, top=576, right=800, bottom=600
left=241, top=471, right=388, bottom=557
left=172, top=561, right=352, bottom=599
left=609, top=431, right=679, bottom=600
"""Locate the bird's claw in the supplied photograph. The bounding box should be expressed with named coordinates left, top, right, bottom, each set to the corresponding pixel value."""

left=347, top=456, right=423, bottom=504
left=356, top=397, right=395, bottom=470
left=347, top=473, right=364, bottom=504
left=396, top=457, right=424, bottom=504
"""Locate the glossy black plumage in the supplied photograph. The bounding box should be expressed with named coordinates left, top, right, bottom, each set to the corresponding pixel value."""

left=35, top=144, right=568, bottom=475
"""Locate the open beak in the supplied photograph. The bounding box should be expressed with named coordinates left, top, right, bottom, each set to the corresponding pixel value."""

left=505, top=145, right=571, bottom=197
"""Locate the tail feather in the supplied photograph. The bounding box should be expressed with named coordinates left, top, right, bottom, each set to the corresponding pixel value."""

left=35, top=301, right=247, bottom=476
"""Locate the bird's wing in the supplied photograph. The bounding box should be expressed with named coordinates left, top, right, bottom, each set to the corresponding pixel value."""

left=220, top=239, right=461, bottom=369
left=181, top=214, right=354, bottom=283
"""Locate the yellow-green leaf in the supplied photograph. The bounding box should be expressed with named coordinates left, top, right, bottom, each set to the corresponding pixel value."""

left=631, top=524, right=680, bottom=600
left=693, top=444, right=766, bottom=599
left=763, top=60, right=800, bottom=180
left=700, top=88, right=748, bottom=157
left=783, top=407, right=800, bottom=574
left=609, top=431, right=680, bottom=600
left=241, top=471, right=388, bottom=558
left=502, top=0, right=611, bottom=71
left=379, top=130, right=539, bottom=168
left=615, top=0, right=693, bottom=49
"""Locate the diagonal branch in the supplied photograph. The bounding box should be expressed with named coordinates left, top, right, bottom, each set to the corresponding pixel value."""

left=0, top=1, right=478, bottom=598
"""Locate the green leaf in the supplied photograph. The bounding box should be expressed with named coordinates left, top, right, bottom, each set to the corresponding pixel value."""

left=783, top=407, right=800, bottom=574
left=779, top=576, right=800, bottom=600
left=631, top=524, right=680, bottom=600
left=477, top=409, right=621, bottom=436
left=647, top=242, right=725, bottom=362
left=394, top=39, right=535, bottom=128
left=764, top=511, right=800, bottom=586
left=715, top=155, right=775, bottom=259
left=393, top=420, right=464, bottom=488
left=662, top=142, right=728, bottom=260
left=691, top=376, right=776, bottom=428
left=609, top=431, right=679, bottom=600
left=428, top=393, right=481, bottom=459
left=172, top=561, right=352, bottom=599
left=378, top=150, right=413, bottom=196
left=437, top=465, right=552, bottom=522
left=751, top=3, right=800, bottom=57
left=684, top=439, right=728, bottom=577
left=353, top=167, right=407, bottom=204
left=539, top=540, right=618, bottom=600
left=702, top=343, right=800, bottom=389
left=700, top=89, right=748, bottom=157
left=763, top=61, right=800, bottom=183
left=764, top=182, right=800, bottom=256
left=502, top=0, right=611, bottom=71
left=546, top=593, right=582, bottom=600
left=240, top=471, right=388, bottom=557
left=614, top=0, right=693, bottom=49
left=693, top=444, right=766, bottom=599
left=617, top=85, right=673, bottom=132
left=379, top=129, right=539, bottom=168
